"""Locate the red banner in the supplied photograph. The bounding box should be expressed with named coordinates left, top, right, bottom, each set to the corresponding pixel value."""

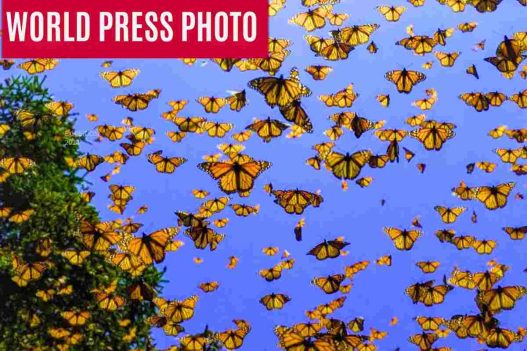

left=1, top=0, right=268, bottom=58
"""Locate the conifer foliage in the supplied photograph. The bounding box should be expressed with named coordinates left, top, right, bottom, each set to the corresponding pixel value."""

left=0, top=76, right=162, bottom=350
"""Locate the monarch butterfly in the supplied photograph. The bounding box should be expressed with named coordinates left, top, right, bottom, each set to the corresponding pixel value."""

left=377, top=94, right=390, bottom=107
left=185, top=225, right=224, bottom=251
left=217, top=143, right=245, bottom=157
left=130, top=126, right=155, bottom=140
left=434, top=206, right=466, bottom=223
left=324, top=125, right=344, bottom=141
left=335, top=24, right=380, bottom=46
left=197, top=96, right=227, bottom=113
left=375, top=128, right=407, bottom=142
left=289, top=6, right=330, bottom=32
left=226, top=90, right=247, bottom=111
left=259, top=265, right=283, bottom=281
left=415, top=316, right=444, bottom=331
left=11, top=257, right=48, bottom=286
left=167, top=99, right=188, bottom=113
left=250, top=50, right=289, bottom=75
left=157, top=295, right=199, bottom=323
left=7, top=208, right=34, bottom=223
left=406, top=280, right=453, bottom=306
left=416, top=261, right=440, bottom=273
left=216, top=326, right=250, bottom=349
left=327, top=11, right=349, bottom=26
left=61, top=311, right=91, bottom=326
left=172, top=117, right=206, bottom=133
left=307, top=239, right=349, bottom=260
left=92, top=289, right=126, bottom=311
left=120, top=140, right=146, bottom=156
left=319, top=84, right=358, bottom=107
left=376, top=255, right=392, bottom=266
left=110, top=252, right=147, bottom=276
left=80, top=221, right=120, bottom=252
left=97, top=125, right=126, bottom=141
left=200, top=121, right=234, bottom=138
left=475, top=161, right=496, bottom=173
left=147, top=151, right=187, bottom=174
left=413, top=93, right=436, bottom=110
left=403, top=147, right=415, bottom=162
left=367, top=41, right=379, bottom=53
left=105, top=151, right=129, bottom=165
left=61, top=249, right=90, bottom=265
left=385, top=68, right=426, bottom=93
left=397, top=35, right=437, bottom=55
left=305, top=65, right=333, bottom=80
left=212, top=58, right=241, bottom=72
left=1, top=59, right=15, bottom=70
left=262, top=246, right=279, bottom=256
left=45, top=101, right=73, bottom=117
left=448, top=268, right=476, bottom=289
left=325, top=150, right=372, bottom=180
left=311, top=274, right=346, bottom=294
left=485, top=56, right=521, bottom=78
left=472, top=0, right=503, bottom=12
left=502, top=226, right=526, bottom=240
left=199, top=197, right=229, bottom=217
left=127, top=227, right=178, bottom=264
left=268, top=37, right=292, bottom=53
left=246, top=117, right=289, bottom=143
left=272, top=189, right=324, bottom=214
left=377, top=5, right=406, bottom=22
left=235, top=59, right=259, bottom=72
left=452, top=235, right=475, bottom=250
left=294, top=218, right=305, bottom=242
left=471, top=270, right=502, bottom=290
left=198, top=154, right=271, bottom=195
left=199, top=281, right=220, bottom=293
left=509, top=89, right=527, bottom=108
left=369, top=154, right=390, bottom=168
left=466, top=64, right=480, bottom=79
left=179, top=334, right=207, bottom=350
left=461, top=92, right=491, bottom=111
left=229, top=203, right=260, bottom=217
left=100, top=69, right=140, bottom=88
left=434, top=27, right=454, bottom=46
left=259, top=293, right=291, bottom=310
left=410, top=120, right=456, bottom=150
left=190, top=189, right=208, bottom=200
left=477, top=285, right=527, bottom=314
left=472, top=239, right=497, bottom=255
left=434, top=51, right=460, bottom=67
left=248, top=68, right=311, bottom=108
left=18, top=58, right=58, bottom=74
left=485, top=327, right=522, bottom=348
left=384, top=227, right=422, bottom=250
left=318, top=39, right=355, bottom=61
left=512, top=162, right=527, bottom=174
left=409, top=332, right=439, bottom=350
left=232, top=130, right=253, bottom=142
left=354, top=176, right=372, bottom=188
left=279, top=99, right=314, bottom=133
left=0, top=156, right=35, bottom=174
left=113, top=90, right=160, bottom=111
left=458, top=22, right=477, bottom=32
left=473, top=182, right=515, bottom=210
left=484, top=91, right=507, bottom=107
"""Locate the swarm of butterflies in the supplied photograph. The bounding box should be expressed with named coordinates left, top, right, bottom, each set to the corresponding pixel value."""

left=2, top=0, right=527, bottom=350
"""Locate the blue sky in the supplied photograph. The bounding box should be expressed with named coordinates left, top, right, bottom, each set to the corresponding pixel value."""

left=2, top=0, right=527, bottom=350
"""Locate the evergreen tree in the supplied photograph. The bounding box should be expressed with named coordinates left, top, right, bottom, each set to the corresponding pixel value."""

left=0, top=76, right=162, bottom=350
